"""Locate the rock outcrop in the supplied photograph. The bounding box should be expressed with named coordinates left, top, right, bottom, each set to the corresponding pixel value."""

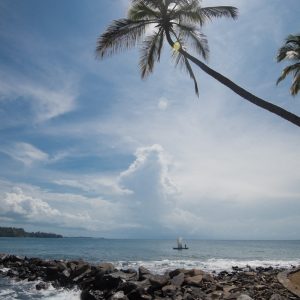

left=0, top=253, right=298, bottom=300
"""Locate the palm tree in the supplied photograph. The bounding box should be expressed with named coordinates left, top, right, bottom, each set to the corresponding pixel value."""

left=277, top=34, right=300, bottom=96
left=96, top=0, right=300, bottom=127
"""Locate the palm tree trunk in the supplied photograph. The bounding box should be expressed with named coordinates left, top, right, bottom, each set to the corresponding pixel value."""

left=165, top=30, right=300, bottom=127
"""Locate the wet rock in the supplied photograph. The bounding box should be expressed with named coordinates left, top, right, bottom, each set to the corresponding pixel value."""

left=7, top=269, right=19, bottom=277
left=94, top=273, right=123, bottom=290
left=36, top=281, right=50, bottom=290
left=72, top=263, right=91, bottom=278
left=81, top=289, right=105, bottom=300
left=127, top=289, right=151, bottom=300
left=117, top=280, right=138, bottom=294
left=138, top=266, right=152, bottom=280
left=62, top=268, right=71, bottom=278
left=111, top=291, right=128, bottom=300
left=45, top=266, right=60, bottom=280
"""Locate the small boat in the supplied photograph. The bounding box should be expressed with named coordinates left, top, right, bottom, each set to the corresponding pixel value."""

left=173, top=237, right=188, bottom=250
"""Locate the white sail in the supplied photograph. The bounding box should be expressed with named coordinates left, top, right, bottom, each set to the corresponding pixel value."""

left=177, top=237, right=183, bottom=249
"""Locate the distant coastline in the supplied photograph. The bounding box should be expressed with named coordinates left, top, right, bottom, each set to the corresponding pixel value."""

left=0, top=227, right=63, bottom=238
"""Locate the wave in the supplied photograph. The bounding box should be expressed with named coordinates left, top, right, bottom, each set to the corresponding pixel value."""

left=115, top=258, right=300, bottom=274
left=0, top=277, right=80, bottom=300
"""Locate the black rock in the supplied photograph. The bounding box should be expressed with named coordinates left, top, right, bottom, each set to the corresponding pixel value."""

left=36, top=281, right=50, bottom=290
left=94, top=273, right=123, bottom=291
left=81, top=289, right=105, bottom=300
left=138, top=266, right=152, bottom=280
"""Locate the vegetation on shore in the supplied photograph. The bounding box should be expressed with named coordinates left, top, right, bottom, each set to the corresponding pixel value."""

left=0, top=227, right=63, bottom=238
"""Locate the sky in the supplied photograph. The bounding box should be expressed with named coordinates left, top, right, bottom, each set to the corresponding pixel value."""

left=0, top=0, right=299, bottom=239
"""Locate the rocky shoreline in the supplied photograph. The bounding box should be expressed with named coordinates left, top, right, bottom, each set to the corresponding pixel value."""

left=0, top=254, right=299, bottom=300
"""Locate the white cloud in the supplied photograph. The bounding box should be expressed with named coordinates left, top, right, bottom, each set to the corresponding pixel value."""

left=0, top=142, right=48, bottom=166
left=0, top=73, right=77, bottom=123
left=54, top=177, right=132, bottom=196
left=1, top=188, right=61, bottom=219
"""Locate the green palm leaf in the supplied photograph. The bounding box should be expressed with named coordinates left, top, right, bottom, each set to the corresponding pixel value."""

left=131, top=0, right=163, bottom=10
left=96, top=19, right=152, bottom=58
left=128, top=2, right=159, bottom=20
left=277, top=63, right=300, bottom=96
left=139, top=28, right=164, bottom=78
left=174, top=22, right=209, bottom=60
left=173, top=46, right=199, bottom=96
left=277, top=34, right=300, bottom=96
left=199, top=6, right=238, bottom=22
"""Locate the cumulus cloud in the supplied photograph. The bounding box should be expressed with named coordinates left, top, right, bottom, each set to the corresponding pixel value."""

left=1, top=188, right=60, bottom=219
left=0, top=187, right=92, bottom=231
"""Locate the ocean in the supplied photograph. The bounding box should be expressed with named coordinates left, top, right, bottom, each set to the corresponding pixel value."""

left=0, top=238, right=299, bottom=299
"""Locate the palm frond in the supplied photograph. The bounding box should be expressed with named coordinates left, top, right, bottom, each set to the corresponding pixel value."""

left=276, top=63, right=300, bottom=85
left=131, top=0, right=163, bottom=10
left=173, top=49, right=199, bottom=96
left=139, top=28, right=164, bottom=78
left=285, top=34, right=300, bottom=46
left=128, top=2, right=159, bottom=20
left=174, top=23, right=209, bottom=60
left=171, top=0, right=205, bottom=26
left=277, top=45, right=295, bottom=62
left=277, top=34, right=300, bottom=62
left=199, top=6, right=238, bottom=22
left=172, top=4, right=238, bottom=26
left=96, top=19, right=151, bottom=59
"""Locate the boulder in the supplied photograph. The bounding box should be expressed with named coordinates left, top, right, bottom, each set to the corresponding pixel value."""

left=270, top=295, right=288, bottom=300
left=117, top=281, right=138, bottom=295
left=94, top=273, right=123, bottom=290
left=98, top=263, right=115, bottom=274
left=36, top=281, right=50, bottom=290
left=171, top=272, right=185, bottom=287
left=72, top=263, right=91, bottom=278
left=162, top=284, right=177, bottom=295
left=148, top=274, right=169, bottom=289
left=45, top=266, right=60, bottom=280
left=206, top=290, right=223, bottom=299
left=111, top=291, right=128, bottom=300
left=184, top=275, right=203, bottom=287
left=138, top=266, right=152, bottom=280
left=127, top=289, right=151, bottom=300
left=236, top=295, right=253, bottom=300
left=81, top=289, right=105, bottom=300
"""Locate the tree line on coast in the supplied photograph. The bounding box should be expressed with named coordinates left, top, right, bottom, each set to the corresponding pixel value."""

left=0, top=226, right=63, bottom=238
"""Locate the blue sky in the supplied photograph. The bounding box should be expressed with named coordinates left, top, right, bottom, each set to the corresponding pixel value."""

left=0, top=0, right=299, bottom=239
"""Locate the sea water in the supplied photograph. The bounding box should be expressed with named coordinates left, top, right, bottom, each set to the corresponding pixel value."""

left=0, top=238, right=299, bottom=299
